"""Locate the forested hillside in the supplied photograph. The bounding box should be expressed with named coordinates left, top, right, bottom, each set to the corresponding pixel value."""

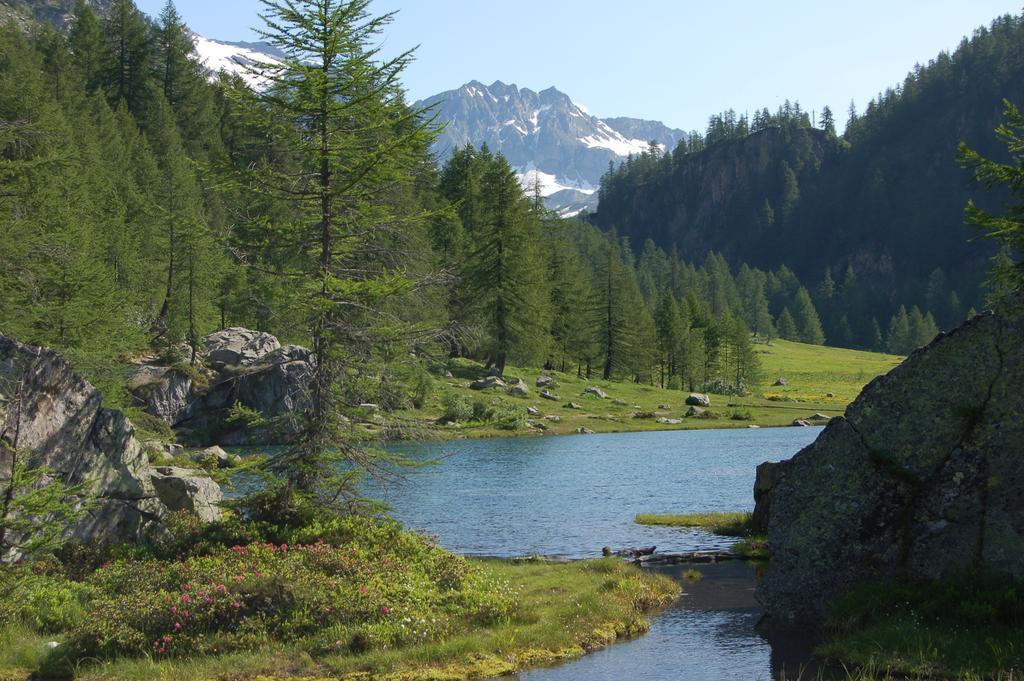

left=0, top=0, right=978, bottom=424
left=594, top=13, right=1024, bottom=348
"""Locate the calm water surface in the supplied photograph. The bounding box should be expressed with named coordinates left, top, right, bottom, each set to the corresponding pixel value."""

left=374, top=427, right=829, bottom=681
left=381, top=427, right=821, bottom=559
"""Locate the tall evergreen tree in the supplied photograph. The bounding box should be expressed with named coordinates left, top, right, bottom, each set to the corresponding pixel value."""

left=959, top=99, right=1024, bottom=290
left=102, top=0, right=152, bottom=116
left=221, top=0, right=438, bottom=513
left=777, top=307, right=799, bottom=341
left=68, top=0, right=107, bottom=93
left=793, top=286, right=825, bottom=345
left=887, top=305, right=912, bottom=354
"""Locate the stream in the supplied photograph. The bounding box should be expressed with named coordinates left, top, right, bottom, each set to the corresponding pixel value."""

left=373, top=427, right=833, bottom=680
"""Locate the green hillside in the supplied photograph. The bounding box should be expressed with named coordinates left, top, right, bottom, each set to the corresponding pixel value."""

left=401, top=340, right=903, bottom=438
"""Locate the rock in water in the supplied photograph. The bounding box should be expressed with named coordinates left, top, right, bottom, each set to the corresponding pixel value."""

left=755, top=295, right=1024, bottom=624
left=686, top=393, right=711, bottom=407
left=0, top=335, right=222, bottom=553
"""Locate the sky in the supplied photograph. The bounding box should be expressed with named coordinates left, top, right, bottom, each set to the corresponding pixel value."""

left=134, top=0, right=1023, bottom=132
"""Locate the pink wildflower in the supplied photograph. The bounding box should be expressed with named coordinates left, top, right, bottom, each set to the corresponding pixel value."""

left=180, top=594, right=192, bottom=604
left=173, top=622, right=182, bottom=631
left=382, top=606, right=390, bottom=615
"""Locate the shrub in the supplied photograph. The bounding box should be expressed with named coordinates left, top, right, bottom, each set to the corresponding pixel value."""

left=730, top=410, right=753, bottom=421
left=471, top=399, right=491, bottom=421
left=701, top=378, right=747, bottom=396
left=0, top=571, right=92, bottom=633
left=490, top=406, right=528, bottom=431
left=60, top=519, right=515, bottom=662
left=440, top=394, right=473, bottom=423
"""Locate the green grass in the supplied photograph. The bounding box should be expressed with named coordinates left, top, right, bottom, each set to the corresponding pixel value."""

left=0, top=558, right=678, bottom=681
left=634, top=512, right=753, bottom=536
left=634, top=511, right=768, bottom=560
left=394, top=340, right=903, bottom=439
left=816, top=575, right=1024, bottom=679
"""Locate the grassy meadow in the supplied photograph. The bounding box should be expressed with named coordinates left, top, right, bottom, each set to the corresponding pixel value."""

left=395, top=340, right=903, bottom=439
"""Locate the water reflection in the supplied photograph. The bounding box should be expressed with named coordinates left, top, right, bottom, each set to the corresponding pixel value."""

left=518, top=562, right=837, bottom=681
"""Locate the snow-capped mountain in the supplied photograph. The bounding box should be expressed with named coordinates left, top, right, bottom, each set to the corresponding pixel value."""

left=416, top=80, right=687, bottom=215
left=191, top=36, right=284, bottom=89
left=186, top=41, right=687, bottom=217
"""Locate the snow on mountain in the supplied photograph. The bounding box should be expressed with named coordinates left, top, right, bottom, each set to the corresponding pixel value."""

left=191, top=35, right=283, bottom=89
left=416, top=81, right=685, bottom=215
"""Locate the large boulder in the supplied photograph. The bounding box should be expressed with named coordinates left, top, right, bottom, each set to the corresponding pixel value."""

left=150, top=467, right=222, bottom=522
left=175, top=341, right=313, bottom=446
left=0, top=335, right=221, bottom=556
left=755, top=296, right=1024, bottom=625
left=686, top=393, right=711, bottom=407
left=204, top=328, right=281, bottom=369
left=127, top=365, right=194, bottom=425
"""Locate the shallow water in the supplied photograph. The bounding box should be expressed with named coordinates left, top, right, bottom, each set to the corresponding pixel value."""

left=373, top=427, right=830, bottom=681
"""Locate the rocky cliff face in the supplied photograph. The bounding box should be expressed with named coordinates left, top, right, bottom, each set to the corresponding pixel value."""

left=755, top=292, right=1024, bottom=624
left=130, top=328, right=313, bottom=446
left=0, top=335, right=220, bottom=557
left=0, top=0, right=111, bottom=31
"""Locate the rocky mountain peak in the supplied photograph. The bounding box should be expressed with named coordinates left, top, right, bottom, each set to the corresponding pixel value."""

left=416, top=80, right=686, bottom=215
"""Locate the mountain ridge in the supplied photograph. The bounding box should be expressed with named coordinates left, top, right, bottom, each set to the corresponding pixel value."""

left=415, top=79, right=687, bottom=214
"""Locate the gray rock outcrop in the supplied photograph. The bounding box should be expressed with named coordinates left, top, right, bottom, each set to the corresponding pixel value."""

left=204, top=327, right=281, bottom=369
left=507, top=379, right=530, bottom=396
left=170, top=338, right=313, bottom=446
left=128, top=365, right=194, bottom=425
left=686, top=393, right=711, bottom=407
left=150, top=467, right=222, bottom=522
left=755, top=296, right=1024, bottom=624
left=0, top=335, right=221, bottom=554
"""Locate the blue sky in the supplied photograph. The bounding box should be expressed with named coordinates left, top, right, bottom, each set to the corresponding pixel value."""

left=135, top=0, right=1023, bottom=132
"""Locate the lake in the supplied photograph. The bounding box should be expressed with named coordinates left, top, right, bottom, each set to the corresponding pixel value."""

left=374, top=427, right=829, bottom=681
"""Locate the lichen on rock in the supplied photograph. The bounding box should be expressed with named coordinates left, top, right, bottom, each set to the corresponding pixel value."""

left=755, top=292, right=1024, bottom=624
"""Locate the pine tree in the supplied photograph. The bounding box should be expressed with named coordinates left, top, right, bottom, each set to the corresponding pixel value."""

left=777, top=307, right=799, bottom=341
left=793, top=287, right=825, bottom=345
left=547, top=237, right=597, bottom=373
left=221, top=0, right=439, bottom=513
left=68, top=0, right=107, bottom=93
left=654, top=289, right=684, bottom=387
left=909, top=306, right=938, bottom=349
left=819, top=105, right=836, bottom=137
left=102, top=0, right=152, bottom=116
left=887, top=305, right=912, bottom=354
left=596, top=233, right=637, bottom=380
left=461, top=151, right=550, bottom=374
left=870, top=317, right=884, bottom=351
left=779, top=161, right=800, bottom=223
left=154, top=0, right=218, bottom=157
left=958, top=99, right=1024, bottom=290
